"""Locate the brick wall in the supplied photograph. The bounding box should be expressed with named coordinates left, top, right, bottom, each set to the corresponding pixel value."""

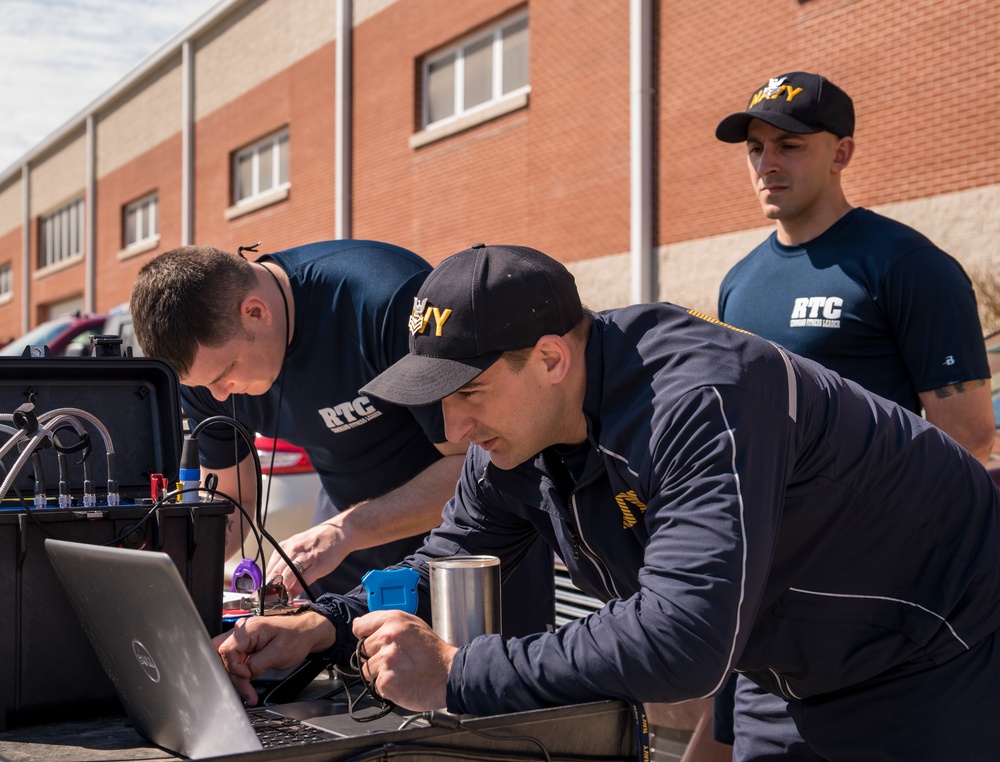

left=657, top=0, right=1000, bottom=244
left=2, top=0, right=1000, bottom=338
left=0, top=227, right=21, bottom=343
left=94, top=133, right=184, bottom=310
left=193, top=41, right=338, bottom=254
left=352, top=0, right=629, bottom=265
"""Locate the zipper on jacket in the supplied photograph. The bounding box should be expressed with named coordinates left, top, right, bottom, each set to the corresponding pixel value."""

left=569, top=492, right=621, bottom=600
left=553, top=455, right=600, bottom=563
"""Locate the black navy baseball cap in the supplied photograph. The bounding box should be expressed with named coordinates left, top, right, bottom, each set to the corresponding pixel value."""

left=361, top=243, right=583, bottom=407
left=715, top=71, right=854, bottom=143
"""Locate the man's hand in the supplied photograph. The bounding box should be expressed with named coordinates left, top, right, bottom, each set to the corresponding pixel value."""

left=266, top=522, right=351, bottom=599
left=352, top=610, right=458, bottom=711
left=213, top=611, right=335, bottom=705
left=267, top=446, right=468, bottom=598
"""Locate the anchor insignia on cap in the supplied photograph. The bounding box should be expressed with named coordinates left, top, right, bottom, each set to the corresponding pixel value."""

left=762, top=76, right=787, bottom=97
left=409, top=297, right=428, bottom=335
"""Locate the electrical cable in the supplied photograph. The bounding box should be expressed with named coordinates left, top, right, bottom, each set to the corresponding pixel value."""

left=334, top=637, right=396, bottom=722
left=0, top=413, right=88, bottom=502
left=229, top=245, right=289, bottom=585
left=38, top=407, right=117, bottom=503
left=332, top=741, right=629, bottom=762
left=255, top=256, right=291, bottom=559
left=0, top=418, right=103, bottom=537
left=189, top=414, right=316, bottom=602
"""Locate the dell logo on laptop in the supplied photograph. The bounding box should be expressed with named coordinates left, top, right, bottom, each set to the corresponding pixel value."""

left=132, top=640, right=161, bottom=683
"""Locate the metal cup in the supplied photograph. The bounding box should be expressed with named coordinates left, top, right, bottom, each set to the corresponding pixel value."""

left=427, top=555, right=501, bottom=646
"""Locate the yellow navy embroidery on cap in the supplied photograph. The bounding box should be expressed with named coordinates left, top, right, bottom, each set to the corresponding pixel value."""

left=750, top=78, right=804, bottom=108
left=410, top=302, right=453, bottom=337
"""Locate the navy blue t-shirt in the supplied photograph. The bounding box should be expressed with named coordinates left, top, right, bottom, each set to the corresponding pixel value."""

left=182, top=240, right=445, bottom=510
left=718, top=208, right=988, bottom=413
left=184, top=241, right=557, bottom=633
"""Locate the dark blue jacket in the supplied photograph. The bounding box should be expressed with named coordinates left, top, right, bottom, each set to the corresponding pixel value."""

left=318, top=303, right=1000, bottom=715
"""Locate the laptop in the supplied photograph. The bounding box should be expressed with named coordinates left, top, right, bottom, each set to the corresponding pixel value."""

left=44, top=538, right=419, bottom=759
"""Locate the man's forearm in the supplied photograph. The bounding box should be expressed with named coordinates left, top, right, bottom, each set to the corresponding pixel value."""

left=921, top=380, right=995, bottom=466
left=324, top=453, right=465, bottom=554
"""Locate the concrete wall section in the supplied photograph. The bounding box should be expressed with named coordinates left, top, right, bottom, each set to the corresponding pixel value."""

left=569, top=251, right=632, bottom=312
left=29, top=131, right=86, bottom=215
left=355, top=0, right=399, bottom=26
left=97, top=57, right=184, bottom=178
left=195, top=0, right=336, bottom=120
left=0, top=176, right=21, bottom=237
left=876, top=186, right=1000, bottom=278
left=642, top=184, right=1000, bottom=319
left=657, top=229, right=771, bottom=316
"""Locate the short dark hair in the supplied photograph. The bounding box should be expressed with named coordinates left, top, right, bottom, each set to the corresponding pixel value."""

left=501, top=310, right=593, bottom=372
left=130, top=246, right=257, bottom=376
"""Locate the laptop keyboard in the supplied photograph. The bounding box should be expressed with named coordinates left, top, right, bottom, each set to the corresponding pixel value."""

left=246, top=707, right=335, bottom=748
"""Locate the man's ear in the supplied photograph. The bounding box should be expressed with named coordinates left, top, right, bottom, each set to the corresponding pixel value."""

left=534, top=335, right=572, bottom=384
left=239, top=293, right=271, bottom=325
left=832, top=136, right=855, bottom=174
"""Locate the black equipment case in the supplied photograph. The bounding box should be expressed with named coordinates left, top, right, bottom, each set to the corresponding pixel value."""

left=0, top=348, right=234, bottom=729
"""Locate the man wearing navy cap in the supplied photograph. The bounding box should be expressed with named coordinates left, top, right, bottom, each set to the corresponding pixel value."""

left=714, top=70, right=995, bottom=753
left=716, top=72, right=992, bottom=464
left=217, top=242, right=1000, bottom=761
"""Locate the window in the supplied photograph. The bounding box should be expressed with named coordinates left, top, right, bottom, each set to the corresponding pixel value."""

left=233, top=130, right=290, bottom=205
left=423, top=13, right=529, bottom=129
left=123, top=193, right=158, bottom=248
left=38, top=197, right=84, bottom=269
left=0, top=263, right=11, bottom=298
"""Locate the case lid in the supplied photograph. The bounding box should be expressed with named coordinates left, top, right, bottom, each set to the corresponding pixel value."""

left=0, top=355, right=182, bottom=505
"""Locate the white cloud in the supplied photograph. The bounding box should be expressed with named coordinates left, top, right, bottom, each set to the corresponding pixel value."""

left=0, top=0, right=219, bottom=173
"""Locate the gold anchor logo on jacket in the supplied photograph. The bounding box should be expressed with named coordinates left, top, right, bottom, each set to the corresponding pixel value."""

left=615, top=490, right=647, bottom=529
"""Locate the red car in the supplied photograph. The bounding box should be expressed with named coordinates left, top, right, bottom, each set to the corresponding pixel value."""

left=0, top=313, right=108, bottom=357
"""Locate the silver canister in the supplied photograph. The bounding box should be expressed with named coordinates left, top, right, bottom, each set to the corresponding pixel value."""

left=427, top=555, right=501, bottom=646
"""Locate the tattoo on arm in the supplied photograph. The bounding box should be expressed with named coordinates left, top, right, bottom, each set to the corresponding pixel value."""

left=932, top=378, right=986, bottom=399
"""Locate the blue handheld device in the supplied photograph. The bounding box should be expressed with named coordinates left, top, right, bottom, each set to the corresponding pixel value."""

left=362, top=567, right=420, bottom=613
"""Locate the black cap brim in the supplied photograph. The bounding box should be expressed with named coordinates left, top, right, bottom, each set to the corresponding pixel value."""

left=360, top=351, right=503, bottom=407
left=715, top=111, right=824, bottom=143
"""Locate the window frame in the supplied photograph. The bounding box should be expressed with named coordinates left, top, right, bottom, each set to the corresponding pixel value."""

left=123, top=192, right=159, bottom=249
left=0, top=262, right=12, bottom=300
left=232, top=129, right=290, bottom=207
left=37, top=197, right=84, bottom=271
left=421, top=11, right=530, bottom=131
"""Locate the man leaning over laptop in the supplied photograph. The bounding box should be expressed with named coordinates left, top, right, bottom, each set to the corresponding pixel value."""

left=216, top=243, right=1000, bottom=761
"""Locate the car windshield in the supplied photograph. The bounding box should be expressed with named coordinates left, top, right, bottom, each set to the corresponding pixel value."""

left=0, top=318, right=75, bottom=356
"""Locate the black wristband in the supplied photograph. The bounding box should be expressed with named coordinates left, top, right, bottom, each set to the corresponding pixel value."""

left=296, top=600, right=356, bottom=666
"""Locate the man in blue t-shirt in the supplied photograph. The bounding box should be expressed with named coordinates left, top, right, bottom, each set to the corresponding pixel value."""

left=130, top=241, right=553, bottom=637
left=714, top=71, right=995, bottom=754
left=716, top=71, right=993, bottom=465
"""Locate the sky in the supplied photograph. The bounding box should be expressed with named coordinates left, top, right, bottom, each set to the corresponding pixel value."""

left=0, top=0, right=221, bottom=174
